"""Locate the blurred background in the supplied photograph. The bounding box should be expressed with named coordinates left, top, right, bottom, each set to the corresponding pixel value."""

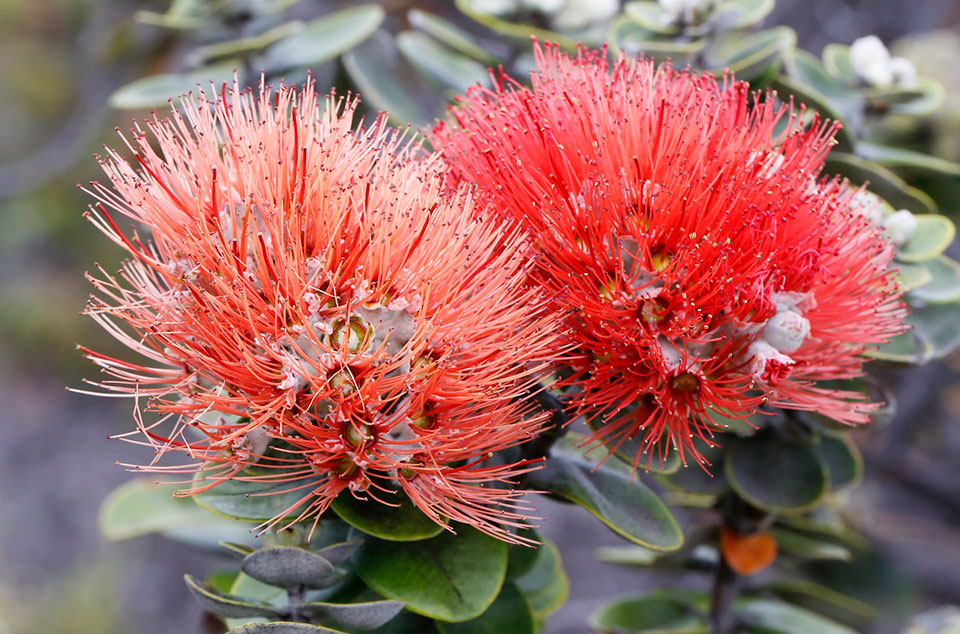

left=1, top=1, right=959, bottom=632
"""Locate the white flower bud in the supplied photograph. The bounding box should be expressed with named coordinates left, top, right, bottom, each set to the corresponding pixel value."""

left=747, top=339, right=794, bottom=386
left=850, top=190, right=884, bottom=226
left=762, top=309, right=810, bottom=354
left=889, top=57, right=918, bottom=89
left=883, top=209, right=919, bottom=246
left=851, top=36, right=892, bottom=86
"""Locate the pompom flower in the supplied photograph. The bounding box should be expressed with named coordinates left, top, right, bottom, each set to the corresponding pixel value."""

left=433, top=43, right=906, bottom=466
left=81, top=80, right=560, bottom=544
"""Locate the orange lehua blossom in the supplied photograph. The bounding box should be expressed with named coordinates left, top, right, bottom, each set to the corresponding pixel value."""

left=433, top=42, right=906, bottom=468
left=80, top=79, right=560, bottom=545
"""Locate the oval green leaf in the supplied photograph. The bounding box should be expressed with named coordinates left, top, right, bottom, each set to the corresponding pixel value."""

left=528, top=450, right=682, bottom=551
left=735, top=599, right=858, bottom=634
left=896, top=263, right=934, bottom=292
left=298, top=600, right=405, bottom=629
left=355, top=527, right=507, bottom=622
left=436, top=582, right=534, bottom=634
left=193, top=475, right=323, bottom=522
left=454, top=0, right=578, bottom=50
left=724, top=431, right=828, bottom=514
left=624, top=2, right=679, bottom=35
left=109, top=63, right=239, bottom=109
left=657, top=440, right=729, bottom=496
left=822, top=44, right=855, bottom=82
left=905, top=301, right=960, bottom=359
left=589, top=595, right=708, bottom=633
left=705, top=26, right=796, bottom=80
left=909, top=256, right=960, bottom=303
left=857, top=142, right=960, bottom=179
left=770, top=528, right=852, bottom=562
left=396, top=31, right=490, bottom=93
left=330, top=491, right=444, bottom=542
left=713, top=0, right=776, bottom=30
left=241, top=547, right=340, bottom=589
left=823, top=152, right=937, bottom=215
left=811, top=434, right=862, bottom=491
left=185, top=574, right=286, bottom=619
left=408, top=9, right=497, bottom=64
left=514, top=538, right=569, bottom=618
left=262, top=5, right=384, bottom=72
left=343, top=30, right=432, bottom=128
left=866, top=328, right=932, bottom=364
left=895, top=214, right=955, bottom=263
left=765, top=580, right=877, bottom=626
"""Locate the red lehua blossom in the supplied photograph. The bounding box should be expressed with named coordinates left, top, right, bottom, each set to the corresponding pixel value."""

left=80, top=79, right=560, bottom=544
left=432, top=42, right=905, bottom=467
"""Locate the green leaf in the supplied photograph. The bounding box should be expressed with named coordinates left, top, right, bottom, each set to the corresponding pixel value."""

left=207, top=569, right=241, bottom=594
left=514, top=538, right=569, bottom=618
left=724, top=431, right=828, bottom=514
left=776, top=515, right=868, bottom=551
left=896, top=263, right=934, bottom=292
left=506, top=530, right=542, bottom=579
left=221, top=541, right=257, bottom=558
left=713, top=0, right=776, bottom=30
left=905, top=301, right=960, bottom=359
left=343, top=31, right=431, bottom=128
left=771, top=528, right=852, bottom=562
left=735, top=599, right=858, bottom=634
left=657, top=440, right=729, bottom=496
left=595, top=544, right=661, bottom=567
left=315, top=540, right=363, bottom=567
left=241, top=547, right=340, bottom=589
left=99, top=478, right=260, bottom=552
left=770, top=75, right=854, bottom=151
left=228, top=624, right=348, bottom=634
left=193, top=22, right=305, bottom=63
left=909, top=256, right=960, bottom=303
left=262, top=5, right=385, bottom=72
left=895, top=214, right=956, bottom=263
left=396, top=31, right=490, bottom=94
left=109, top=63, right=239, bottom=109
left=823, top=153, right=938, bottom=215
left=436, top=582, right=534, bottom=634
left=624, top=2, right=679, bottom=35
left=135, top=0, right=208, bottom=30
left=455, top=0, right=578, bottom=50
left=886, top=77, right=944, bottom=116
left=193, top=475, right=324, bottom=522
left=408, top=10, right=497, bottom=65
left=589, top=595, right=708, bottom=633
left=857, top=142, right=960, bottom=178
left=811, top=434, right=862, bottom=491
left=765, top=580, right=877, bottom=625
left=867, top=328, right=933, bottom=364
left=822, top=44, right=855, bottom=82
left=331, top=491, right=444, bottom=542
left=100, top=479, right=218, bottom=541
left=355, top=527, right=507, bottom=622
left=298, top=600, right=405, bottom=630
left=705, top=27, right=796, bottom=80
left=230, top=572, right=285, bottom=606
left=528, top=448, right=682, bottom=551
left=568, top=428, right=680, bottom=475
left=185, top=574, right=285, bottom=619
